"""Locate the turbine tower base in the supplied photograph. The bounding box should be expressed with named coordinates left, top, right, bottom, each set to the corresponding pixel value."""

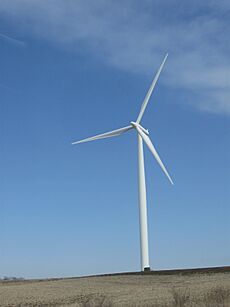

left=144, top=267, right=151, bottom=272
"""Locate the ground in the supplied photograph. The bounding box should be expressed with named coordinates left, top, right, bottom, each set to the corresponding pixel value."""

left=1, top=269, right=230, bottom=306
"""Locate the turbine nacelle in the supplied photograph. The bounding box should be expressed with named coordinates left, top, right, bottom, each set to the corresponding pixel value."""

left=130, top=121, right=149, bottom=135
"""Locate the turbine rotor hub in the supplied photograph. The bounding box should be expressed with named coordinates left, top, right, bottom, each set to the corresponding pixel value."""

left=130, top=121, right=149, bottom=135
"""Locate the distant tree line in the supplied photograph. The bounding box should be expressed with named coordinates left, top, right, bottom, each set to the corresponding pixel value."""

left=1, top=276, right=24, bottom=281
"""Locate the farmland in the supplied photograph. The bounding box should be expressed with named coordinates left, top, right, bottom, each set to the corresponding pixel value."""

left=1, top=268, right=230, bottom=306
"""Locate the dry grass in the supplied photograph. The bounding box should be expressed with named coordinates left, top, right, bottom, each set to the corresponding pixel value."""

left=164, top=287, right=230, bottom=307
left=170, top=287, right=191, bottom=306
left=0, top=272, right=230, bottom=306
left=80, top=295, right=113, bottom=307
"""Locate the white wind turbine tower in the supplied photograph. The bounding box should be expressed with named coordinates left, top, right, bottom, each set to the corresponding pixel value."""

left=72, top=54, right=173, bottom=272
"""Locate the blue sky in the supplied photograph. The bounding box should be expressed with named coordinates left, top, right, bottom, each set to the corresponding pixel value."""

left=1, top=0, right=230, bottom=279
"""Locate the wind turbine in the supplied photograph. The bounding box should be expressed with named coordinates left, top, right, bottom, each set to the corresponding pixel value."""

left=72, top=54, right=173, bottom=272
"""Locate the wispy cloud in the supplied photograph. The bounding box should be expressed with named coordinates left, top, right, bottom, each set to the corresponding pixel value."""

left=0, top=0, right=230, bottom=114
left=0, top=33, right=26, bottom=47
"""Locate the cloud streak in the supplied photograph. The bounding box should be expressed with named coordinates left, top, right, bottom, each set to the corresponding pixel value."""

left=0, top=0, right=230, bottom=114
left=0, top=33, right=25, bottom=47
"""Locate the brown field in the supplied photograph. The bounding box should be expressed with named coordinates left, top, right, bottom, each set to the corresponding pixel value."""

left=1, top=268, right=230, bottom=306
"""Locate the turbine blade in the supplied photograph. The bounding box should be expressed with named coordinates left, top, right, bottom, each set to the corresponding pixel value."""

left=136, top=126, right=173, bottom=185
left=136, top=53, right=168, bottom=124
left=72, top=125, right=133, bottom=145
